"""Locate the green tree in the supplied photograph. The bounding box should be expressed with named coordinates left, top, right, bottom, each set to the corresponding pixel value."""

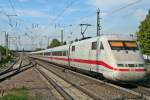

left=136, top=10, right=150, bottom=55
left=0, top=46, right=6, bottom=55
left=48, top=39, right=61, bottom=48
left=35, top=48, right=44, bottom=51
left=0, top=45, right=13, bottom=63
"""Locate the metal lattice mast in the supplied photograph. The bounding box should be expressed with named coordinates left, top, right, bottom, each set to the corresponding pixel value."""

left=97, top=8, right=101, bottom=36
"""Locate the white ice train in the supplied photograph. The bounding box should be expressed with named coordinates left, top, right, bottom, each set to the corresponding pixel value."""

left=30, top=35, right=146, bottom=82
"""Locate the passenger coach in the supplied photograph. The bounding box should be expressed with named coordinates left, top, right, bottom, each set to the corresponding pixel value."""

left=30, top=35, right=146, bottom=82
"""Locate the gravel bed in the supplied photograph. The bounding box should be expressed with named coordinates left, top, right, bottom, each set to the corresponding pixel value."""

left=132, top=86, right=150, bottom=97
left=0, top=67, right=60, bottom=100
left=38, top=66, right=94, bottom=100
left=36, top=60, right=140, bottom=100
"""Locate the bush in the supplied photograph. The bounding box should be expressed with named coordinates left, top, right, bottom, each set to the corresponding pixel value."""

left=0, top=45, right=14, bottom=64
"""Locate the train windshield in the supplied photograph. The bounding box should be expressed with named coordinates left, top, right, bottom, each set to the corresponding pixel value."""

left=109, top=41, right=139, bottom=50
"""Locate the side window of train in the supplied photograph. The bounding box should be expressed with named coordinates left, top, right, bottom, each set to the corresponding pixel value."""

left=63, top=51, right=66, bottom=56
left=100, top=42, right=104, bottom=50
left=92, top=42, right=97, bottom=50
left=72, top=46, right=75, bottom=51
left=52, top=52, right=55, bottom=56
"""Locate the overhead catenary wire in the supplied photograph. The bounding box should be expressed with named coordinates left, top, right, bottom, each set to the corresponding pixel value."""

left=110, top=0, right=141, bottom=14
left=7, top=0, right=48, bottom=38
left=8, top=0, right=17, bottom=14
left=0, top=0, right=146, bottom=49
left=70, top=0, right=144, bottom=39
left=79, top=0, right=142, bottom=22
left=8, top=0, right=26, bottom=29
left=49, top=0, right=78, bottom=25
left=0, top=3, right=21, bottom=51
left=9, top=2, right=38, bottom=43
left=7, top=0, right=31, bottom=30
left=0, top=0, right=18, bottom=28
left=102, top=0, right=143, bottom=33
left=2, top=0, right=36, bottom=49
left=0, top=6, right=15, bottom=27
left=8, top=0, right=23, bottom=23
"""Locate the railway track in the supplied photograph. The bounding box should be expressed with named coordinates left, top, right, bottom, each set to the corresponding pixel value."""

left=125, top=83, right=150, bottom=99
left=0, top=57, right=20, bottom=75
left=70, top=72, right=150, bottom=100
left=0, top=56, right=35, bottom=82
left=135, top=85, right=150, bottom=95
left=36, top=64, right=99, bottom=100
left=33, top=59, right=150, bottom=100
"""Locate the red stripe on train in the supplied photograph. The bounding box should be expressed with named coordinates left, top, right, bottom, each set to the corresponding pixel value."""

left=45, top=57, right=145, bottom=72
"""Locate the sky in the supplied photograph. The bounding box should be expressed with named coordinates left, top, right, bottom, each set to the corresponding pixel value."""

left=0, top=0, right=150, bottom=50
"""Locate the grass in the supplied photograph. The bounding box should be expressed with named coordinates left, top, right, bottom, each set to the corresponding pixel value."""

left=0, top=87, right=35, bottom=100
left=0, top=58, right=15, bottom=67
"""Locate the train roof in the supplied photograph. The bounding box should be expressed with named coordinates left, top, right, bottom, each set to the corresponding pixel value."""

left=100, top=35, right=136, bottom=41
left=71, top=35, right=136, bottom=45
left=30, top=44, right=70, bottom=54
left=30, top=34, right=136, bottom=54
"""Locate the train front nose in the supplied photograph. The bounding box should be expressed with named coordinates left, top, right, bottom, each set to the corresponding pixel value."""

left=113, top=70, right=146, bottom=82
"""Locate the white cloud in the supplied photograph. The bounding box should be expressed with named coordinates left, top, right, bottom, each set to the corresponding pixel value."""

left=133, top=9, right=147, bottom=21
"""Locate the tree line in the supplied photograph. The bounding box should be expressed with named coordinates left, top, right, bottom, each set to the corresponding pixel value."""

left=136, top=10, right=150, bottom=56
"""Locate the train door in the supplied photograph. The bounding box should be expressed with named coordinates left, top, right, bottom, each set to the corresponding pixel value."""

left=67, top=45, right=71, bottom=68
left=96, top=39, right=105, bottom=73
left=96, top=38, right=100, bottom=72
left=88, top=38, right=101, bottom=73
left=99, top=41, right=108, bottom=76
left=89, top=41, right=98, bottom=72
left=70, top=45, right=76, bottom=67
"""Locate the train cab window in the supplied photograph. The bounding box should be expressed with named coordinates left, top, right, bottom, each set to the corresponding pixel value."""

left=124, top=41, right=139, bottom=50
left=63, top=51, right=66, bottom=56
left=72, top=46, right=75, bottom=51
left=92, top=42, right=97, bottom=50
left=109, top=40, right=139, bottom=50
left=109, top=41, right=124, bottom=50
left=100, top=42, right=104, bottom=50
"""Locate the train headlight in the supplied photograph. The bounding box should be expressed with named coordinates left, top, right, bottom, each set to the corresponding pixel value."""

left=117, top=64, right=145, bottom=67
left=139, top=64, right=144, bottom=67
left=117, top=64, right=124, bottom=67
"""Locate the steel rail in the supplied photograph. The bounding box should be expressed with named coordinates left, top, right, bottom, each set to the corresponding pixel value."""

left=36, top=62, right=103, bottom=100
left=34, top=58, right=150, bottom=100
left=0, top=58, right=34, bottom=82
left=36, top=66, right=74, bottom=100
left=0, top=57, right=20, bottom=75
